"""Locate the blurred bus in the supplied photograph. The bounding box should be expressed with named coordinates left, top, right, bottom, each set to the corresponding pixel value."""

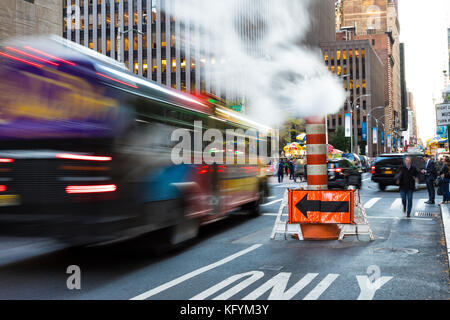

left=0, top=36, right=272, bottom=249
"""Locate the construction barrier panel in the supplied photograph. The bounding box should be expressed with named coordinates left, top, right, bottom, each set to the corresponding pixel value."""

left=289, top=189, right=355, bottom=224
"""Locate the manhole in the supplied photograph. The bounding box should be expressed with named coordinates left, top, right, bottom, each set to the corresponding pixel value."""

left=259, top=265, right=284, bottom=271
left=415, top=211, right=439, bottom=217
left=373, top=248, right=419, bottom=255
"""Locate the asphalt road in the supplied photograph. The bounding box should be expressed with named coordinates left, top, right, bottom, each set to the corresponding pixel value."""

left=0, top=173, right=448, bottom=300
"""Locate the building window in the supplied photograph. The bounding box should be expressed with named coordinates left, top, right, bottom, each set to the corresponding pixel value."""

left=372, top=39, right=375, bottom=46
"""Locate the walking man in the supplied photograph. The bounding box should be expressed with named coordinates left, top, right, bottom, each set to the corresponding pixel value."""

left=395, top=156, right=419, bottom=218
left=277, top=159, right=285, bottom=183
left=422, top=155, right=437, bottom=205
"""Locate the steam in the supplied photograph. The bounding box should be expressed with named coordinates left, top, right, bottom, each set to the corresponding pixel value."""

left=174, top=0, right=346, bottom=127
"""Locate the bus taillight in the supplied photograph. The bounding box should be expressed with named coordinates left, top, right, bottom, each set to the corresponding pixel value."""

left=0, top=185, right=6, bottom=192
left=65, top=184, right=117, bottom=194
left=56, top=154, right=112, bottom=161
left=0, top=158, right=14, bottom=163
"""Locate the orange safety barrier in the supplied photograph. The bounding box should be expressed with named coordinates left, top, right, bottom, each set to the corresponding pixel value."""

left=288, top=189, right=355, bottom=225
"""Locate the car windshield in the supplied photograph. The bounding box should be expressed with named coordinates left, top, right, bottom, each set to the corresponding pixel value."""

left=375, top=156, right=403, bottom=166
left=328, top=162, right=339, bottom=169
left=342, top=153, right=354, bottom=160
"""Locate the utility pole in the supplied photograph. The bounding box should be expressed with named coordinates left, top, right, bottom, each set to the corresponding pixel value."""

left=117, top=16, right=144, bottom=64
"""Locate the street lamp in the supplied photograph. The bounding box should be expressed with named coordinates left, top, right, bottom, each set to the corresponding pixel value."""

left=347, top=94, right=371, bottom=154
left=117, top=17, right=144, bottom=64
left=368, top=114, right=386, bottom=156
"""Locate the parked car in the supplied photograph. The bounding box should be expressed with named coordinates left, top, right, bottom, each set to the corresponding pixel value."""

left=342, top=153, right=363, bottom=170
left=328, top=158, right=363, bottom=189
left=371, top=153, right=426, bottom=191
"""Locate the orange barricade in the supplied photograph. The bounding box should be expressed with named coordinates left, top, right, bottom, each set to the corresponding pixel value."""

left=288, top=189, right=355, bottom=225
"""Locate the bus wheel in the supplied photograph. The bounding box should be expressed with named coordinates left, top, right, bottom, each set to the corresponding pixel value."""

left=243, top=189, right=263, bottom=217
left=152, top=200, right=199, bottom=254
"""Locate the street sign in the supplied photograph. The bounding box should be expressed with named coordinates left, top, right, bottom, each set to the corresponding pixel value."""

left=289, top=190, right=354, bottom=224
left=295, top=194, right=349, bottom=218
left=436, top=103, right=450, bottom=126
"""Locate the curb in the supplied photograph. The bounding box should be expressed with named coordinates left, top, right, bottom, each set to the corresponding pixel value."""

left=439, top=204, right=450, bottom=272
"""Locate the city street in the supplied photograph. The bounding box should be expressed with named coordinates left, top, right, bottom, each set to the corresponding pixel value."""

left=0, top=173, right=448, bottom=300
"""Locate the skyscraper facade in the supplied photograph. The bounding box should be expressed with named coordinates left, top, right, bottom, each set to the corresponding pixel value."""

left=0, top=0, right=62, bottom=41
left=63, top=0, right=336, bottom=106
left=338, top=0, right=402, bottom=144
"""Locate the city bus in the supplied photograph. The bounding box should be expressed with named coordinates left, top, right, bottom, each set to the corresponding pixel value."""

left=0, top=36, right=272, bottom=249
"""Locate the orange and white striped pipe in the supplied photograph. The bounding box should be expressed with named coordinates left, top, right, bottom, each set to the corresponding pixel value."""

left=306, top=116, right=328, bottom=190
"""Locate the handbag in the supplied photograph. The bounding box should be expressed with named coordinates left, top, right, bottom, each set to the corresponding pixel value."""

left=435, top=176, right=443, bottom=187
left=394, top=170, right=402, bottom=185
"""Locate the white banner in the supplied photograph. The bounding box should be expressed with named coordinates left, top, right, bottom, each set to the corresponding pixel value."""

left=345, top=113, right=351, bottom=137
left=373, top=127, right=378, bottom=144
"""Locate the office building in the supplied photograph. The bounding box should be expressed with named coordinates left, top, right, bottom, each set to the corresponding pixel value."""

left=0, top=0, right=62, bottom=41
left=321, top=39, right=385, bottom=156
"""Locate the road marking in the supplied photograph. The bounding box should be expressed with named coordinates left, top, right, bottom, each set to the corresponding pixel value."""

left=261, top=199, right=283, bottom=206
left=364, top=198, right=381, bottom=209
left=263, top=213, right=286, bottom=216
left=243, top=272, right=319, bottom=300
left=130, top=244, right=262, bottom=300
left=356, top=275, right=393, bottom=300
left=190, top=271, right=265, bottom=300
left=303, top=273, right=339, bottom=300
left=390, top=198, right=402, bottom=209
left=367, top=216, right=433, bottom=221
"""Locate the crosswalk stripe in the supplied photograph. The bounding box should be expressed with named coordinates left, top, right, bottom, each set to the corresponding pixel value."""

left=261, top=199, right=283, bottom=206
left=364, top=198, right=381, bottom=209
left=303, top=274, right=339, bottom=300
left=390, top=198, right=402, bottom=209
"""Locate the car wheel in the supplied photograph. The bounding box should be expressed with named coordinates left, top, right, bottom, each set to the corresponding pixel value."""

left=379, top=183, right=386, bottom=191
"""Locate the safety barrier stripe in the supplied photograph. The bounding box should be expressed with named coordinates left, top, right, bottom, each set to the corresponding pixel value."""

left=306, top=134, right=326, bottom=145
left=307, top=144, right=327, bottom=155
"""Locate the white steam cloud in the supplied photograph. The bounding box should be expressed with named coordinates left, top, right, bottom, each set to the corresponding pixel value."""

left=174, top=0, right=346, bottom=127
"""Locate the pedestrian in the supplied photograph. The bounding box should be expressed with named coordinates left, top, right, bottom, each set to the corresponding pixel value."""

left=284, top=160, right=289, bottom=176
left=289, top=159, right=295, bottom=181
left=395, top=156, right=419, bottom=218
left=439, top=156, right=450, bottom=204
left=277, top=159, right=285, bottom=183
left=295, top=157, right=304, bottom=182
left=421, top=154, right=437, bottom=205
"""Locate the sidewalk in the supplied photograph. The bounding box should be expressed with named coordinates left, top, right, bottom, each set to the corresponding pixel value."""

left=439, top=204, right=450, bottom=272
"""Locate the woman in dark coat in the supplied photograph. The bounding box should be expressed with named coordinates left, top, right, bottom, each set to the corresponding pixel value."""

left=395, top=156, right=419, bottom=217
left=439, top=156, right=450, bottom=204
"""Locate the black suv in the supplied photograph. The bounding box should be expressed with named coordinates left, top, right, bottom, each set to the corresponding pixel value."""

left=371, top=153, right=426, bottom=191
left=328, top=158, right=362, bottom=189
